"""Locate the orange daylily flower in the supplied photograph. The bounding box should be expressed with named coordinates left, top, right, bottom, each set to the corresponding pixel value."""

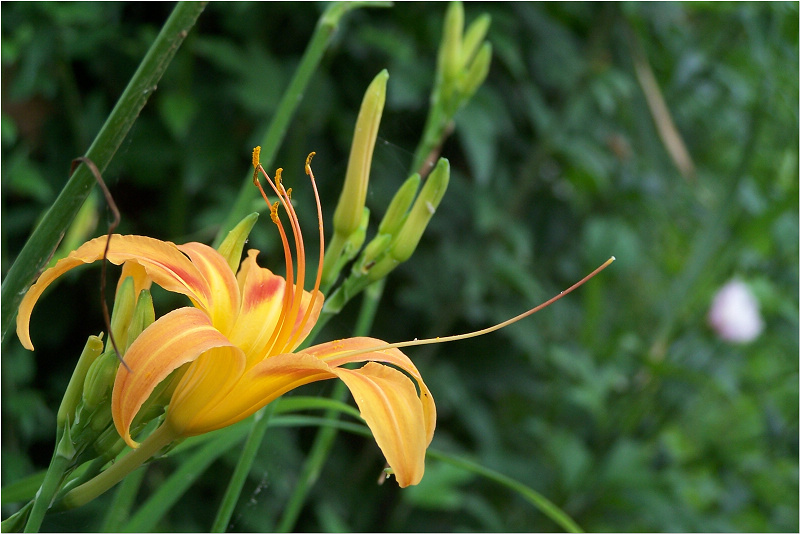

left=16, top=153, right=435, bottom=487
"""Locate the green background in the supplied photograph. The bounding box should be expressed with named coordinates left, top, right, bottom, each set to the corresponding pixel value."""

left=2, top=2, right=797, bottom=532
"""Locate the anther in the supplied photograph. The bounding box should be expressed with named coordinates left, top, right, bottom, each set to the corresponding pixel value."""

left=252, top=146, right=261, bottom=169
left=305, top=152, right=316, bottom=175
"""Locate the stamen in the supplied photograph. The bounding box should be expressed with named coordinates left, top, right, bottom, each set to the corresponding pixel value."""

left=286, top=152, right=325, bottom=350
left=272, top=175, right=307, bottom=354
left=253, top=162, right=307, bottom=356
left=253, top=163, right=298, bottom=355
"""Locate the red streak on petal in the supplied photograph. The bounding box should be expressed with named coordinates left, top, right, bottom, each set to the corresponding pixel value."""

left=242, top=276, right=284, bottom=312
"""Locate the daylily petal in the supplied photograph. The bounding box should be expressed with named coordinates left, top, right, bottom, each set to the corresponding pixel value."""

left=17, top=235, right=210, bottom=350
left=228, top=249, right=323, bottom=364
left=229, top=249, right=291, bottom=365
left=177, top=242, right=240, bottom=336
left=167, top=345, right=248, bottom=436
left=180, top=351, right=335, bottom=434
left=116, top=261, right=152, bottom=296
left=112, top=307, right=243, bottom=448
left=332, top=362, right=427, bottom=487
left=304, top=337, right=436, bottom=445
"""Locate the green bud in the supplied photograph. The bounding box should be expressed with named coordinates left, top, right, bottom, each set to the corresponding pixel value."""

left=358, top=233, right=393, bottom=276
left=217, top=212, right=259, bottom=272
left=378, top=173, right=421, bottom=237
left=459, top=42, right=492, bottom=101
left=389, top=158, right=450, bottom=262
left=461, top=13, right=491, bottom=66
left=57, top=335, right=104, bottom=431
left=333, top=69, right=388, bottom=238
left=438, top=2, right=464, bottom=84
left=126, top=289, right=155, bottom=352
left=365, top=159, right=450, bottom=282
left=107, top=276, right=137, bottom=353
left=93, top=424, right=125, bottom=462
left=89, top=400, right=113, bottom=434
left=82, top=350, right=120, bottom=411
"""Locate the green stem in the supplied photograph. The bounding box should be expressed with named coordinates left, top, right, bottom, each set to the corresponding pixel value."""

left=56, top=423, right=177, bottom=511
left=0, top=1, right=207, bottom=343
left=213, top=1, right=390, bottom=246
left=23, top=453, right=71, bottom=533
left=210, top=402, right=278, bottom=533
left=100, top=464, right=147, bottom=532
left=411, top=103, right=451, bottom=178
left=276, top=279, right=385, bottom=533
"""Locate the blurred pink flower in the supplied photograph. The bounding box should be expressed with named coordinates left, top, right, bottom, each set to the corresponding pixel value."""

left=708, top=279, right=764, bottom=343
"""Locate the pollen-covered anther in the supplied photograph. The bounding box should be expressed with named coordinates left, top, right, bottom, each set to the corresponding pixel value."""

left=270, top=202, right=280, bottom=223
left=252, top=146, right=261, bottom=169
left=305, top=152, right=316, bottom=175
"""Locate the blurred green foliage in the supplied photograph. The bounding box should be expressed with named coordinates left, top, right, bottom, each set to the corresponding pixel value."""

left=2, top=2, right=797, bottom=532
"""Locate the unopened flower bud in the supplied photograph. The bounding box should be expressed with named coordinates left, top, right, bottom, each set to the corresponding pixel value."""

left=82, top=350, right=120, bottom=411
left=333, top=69, right=388, bottom=238
left=126, top=289, right=155, bottom=352
left=93, top=424, right=126, bottom=462
left=358, top=233, right=393, bottom=276
left=461, top=13, right=491, bottom=66
left=108, top=276, right=137, bottom=352
left=439, top=2, right=464, bottom=85
left=217, top=213, right=259, bottom=272
left=459, top=42, right=492, bottom=100
left=365, top=159, right=450, bottom=282
left=57, top=335, right=104, bottom=430
left=378, top=173, right=421, bottom=237
left=389, top=158, right=450, bottom=263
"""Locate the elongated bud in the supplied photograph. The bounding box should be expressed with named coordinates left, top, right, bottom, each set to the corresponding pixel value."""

left=461, top=13, right=491, bottom=66
left=57, top=335, right=104, bottom=430
left=82, top=349, right=119, bottom=411
left=217, top=213, right=259, bottom=272
left=108, top=276, right=137, bottom=352
left=390, top=158, right=449, bottom=262
left=459, top=42, right=492, bottom=100
left=357, top=233, right=393, bottom=275
left=366, top=159, right=450, bottom=282
left=356, top=174, right=421, bottom=277
left=439, top=2, right=464, bottom=84
left=378, top=173, right=421, bottom=237
left=333, top=69, right=389, bottom=237
left=126, top=289, right=155, bottom=352
left=92, top=424, right=126, bottom=463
